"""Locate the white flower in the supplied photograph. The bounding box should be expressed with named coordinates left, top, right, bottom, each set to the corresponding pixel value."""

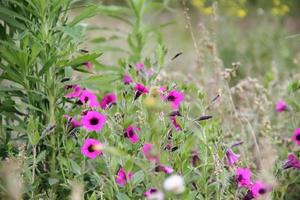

left=163, top=174, right=185, bottom=194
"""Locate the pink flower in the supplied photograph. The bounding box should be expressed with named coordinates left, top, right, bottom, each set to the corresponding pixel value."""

left=81, top=138, right=103, bottom=159
left=155, top=164, right=174, bottom=174
left=124, top=125, right=140, bottom=144
left=115, top=168, right=133, bottom=186
left=65, top=85, right=83, bottom=98
left=235, top=167, right=251, bottom=188
left=226, top=148, right=240, bottom=166
left=64, top=115, right=81, bottom=128
left=159, top=86, right=167, bottom=93
left=145, top=68, right=155, bottom=77
left=144, top=188, right=164, bottom=200
left=79, top=90, right=100, bottom=108
left=292, top=128, right=300, bottom=146
left=275, top=100, right=288, bottom=112
left=170, top=116, right=182, bottom=131
left=142, top=143, right=160, bottom=163
left=165, top=90, right=184, bottom=110
left=250, top=181, right=268, bottom=198
left=283, top=153, right=300, bottom=169
left=123, top=74, right=133, bottom=85
left=83, top=61, right=93, bottom=69
left=134, top=83, right=149, bottom=100
left=81, top=111, right=106, bottom=132
left=135, top=63, right=144, bottom=71
left=100, top=93, right=117, bottom=109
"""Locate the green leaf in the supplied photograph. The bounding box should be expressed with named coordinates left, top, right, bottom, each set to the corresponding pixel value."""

left=132, top=170, right=144, bottom=186
left=75, top=75, right=119, bottom=91
left=116, top=192, right=130, bottom=200
left=59, top=26, right=83, bottom=42
left=63, top=52, right=102, bottom=67
left=27, top=116, right=40, bottom=146
left=69, top=159, right=81, bottom=175
left=48, top=178, right=59, bottom=185
left=68, top=5, right=131, bottom=27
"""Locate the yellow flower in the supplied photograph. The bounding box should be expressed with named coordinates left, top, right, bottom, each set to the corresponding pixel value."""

left=144, top=96, right=156, bottom=108
left=202, top=6, right=213, bottom=15
left=192, top=0, right=205, bottom=7
left=237, top=9, right=247, bottom=18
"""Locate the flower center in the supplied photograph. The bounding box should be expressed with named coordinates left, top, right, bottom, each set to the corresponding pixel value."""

left=167, top=95, right=176, bottom=102
left=84, top=96, right=89, bottom=102
left=258, top=188, right=266, bottom=194
left=149, top=188, right=157, bottom=193
left=296, top=134, right=300, bottom=141
left=90, top=117, right=99, bottom=125
left=237, top=174, right=243, bottom=181
left=128, top=129, right=134, bottom=137
left=88, top=145, right=95, bottom=153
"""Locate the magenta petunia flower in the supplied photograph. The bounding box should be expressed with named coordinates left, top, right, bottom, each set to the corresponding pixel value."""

left=81, top=138, right=103, bottom=159
left=79, top=90, right=100, bottom=108
left=250, top=181, right=268, bottom=198
left=142, top=143, right=160, bottom=163
left=155, top=164, right=174, bottom=174
left=135, top=63, right=144, bottom=71
left=81, top=111, right=106, bottom=132
left=226, top=148, right=240, bottom=166
left=115, top=167, right=133, bottom=186
left=134, top=83, right=149, bottom=100
left=83, top=61, right=93, bottom=69
left=124, top=125, right=140, bottom=144
left=100, top=93, right=117, bottom=109
left=123, top=73, right=133, bottom=85
left=235, top=167, right=251, bottom=188
left=292, top=128, right=300, bottom=146
left=144, top=188, right=164, bottom=200
left=165, top=90, right=184, bottom=110
left=283, top=153, right=300, bottom=169
left=275, top=100, right=288, bottom=112
left=65, top=84, right=83, bottom=98
left=64, top=115, right=81, bottom=128
left=170, top=116, right=182, bottom=131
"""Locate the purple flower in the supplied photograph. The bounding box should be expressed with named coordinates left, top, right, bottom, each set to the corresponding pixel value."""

left=292, top=128, right=300, bottom=146
left=283, top=153, right=300, bottom=169
left=124, top=125, right=140, bottom=144
left=275, top=100, right=288, bottom=112
left=115, top=167, right=133, bottom=186
left=100, top=93, right=117, bottom=109
left=135, top=63, right=144, bottom=71
left=65, top=84, right=83, bottom=98
left=142, top=143, right=160, bottom=163
left=123, top=74, right=133, bottom=85
left=250, top=181, right=268, bottom=198
left=83, top=61, right=93, bottom=69
left=155, top=164, right=174, bottom=174
left=81, top=138, right=103, bottom=159
left=79, top=90, right=100, bottom=108
left=170, top=116, right=182, bottom=131
left=134, top=83, right=149, bottom=100
left=144, top=188, right=164, bottom=200
left=165, top=90, right=184, bottom=110
left=64, top=115, right=81, bottom=128
left=81, top=111, right=106, bottom=132
left=226, top=148, right=240, bottom=166
left=235, top=167, right=251, bottom=188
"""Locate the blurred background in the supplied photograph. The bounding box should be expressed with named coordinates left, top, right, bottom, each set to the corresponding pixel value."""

left=71, top=0, right=300, bottom=85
